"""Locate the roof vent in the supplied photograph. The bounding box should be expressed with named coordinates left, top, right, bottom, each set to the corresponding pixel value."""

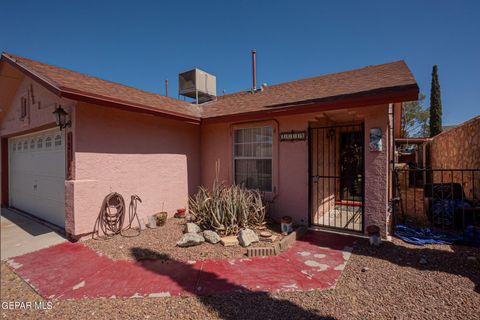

left=178, top=68, right=216, bottom=104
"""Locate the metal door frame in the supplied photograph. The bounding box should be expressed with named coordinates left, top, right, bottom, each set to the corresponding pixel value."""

left=308, top=123, right=365, bottom=232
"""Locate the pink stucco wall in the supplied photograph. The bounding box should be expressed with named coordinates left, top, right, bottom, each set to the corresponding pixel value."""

left=1, top=72, right=392, bottom=237
left=68, top=102, right=201, bottom=235
left=0, top=78, right=75, bottom=137
left=201, top=105, right=391, bottom=235
left=1, top=74, right=202, bottom=237
left=363, top=105, right=390, bottom=236
left=201, top=115, right=311, bottom=225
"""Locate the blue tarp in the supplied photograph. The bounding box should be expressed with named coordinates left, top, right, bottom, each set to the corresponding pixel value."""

left=394, top=224, right=480, bottom=246
left=431, top=199, right=471, bottom=226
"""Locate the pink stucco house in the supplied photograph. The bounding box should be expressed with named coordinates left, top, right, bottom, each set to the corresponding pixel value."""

left=0, top=53, right=418, bottom=239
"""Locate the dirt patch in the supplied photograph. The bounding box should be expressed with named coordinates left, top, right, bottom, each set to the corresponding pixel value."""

left=83, top=218, right=284, bottom=261
left=2, top=237, right=479, bottom=319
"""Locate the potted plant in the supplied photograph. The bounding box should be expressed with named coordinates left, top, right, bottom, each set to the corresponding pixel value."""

left=153, top=212, right=168, bottom=226
left=175, top=208, right=186, bottom=218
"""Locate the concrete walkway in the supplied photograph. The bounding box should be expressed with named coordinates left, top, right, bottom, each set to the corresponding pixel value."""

left=1, top=209, right=66, bottom=260
left=6, top=231, right=356, bottom=300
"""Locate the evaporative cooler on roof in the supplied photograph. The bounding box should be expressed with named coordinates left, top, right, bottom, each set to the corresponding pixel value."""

left=178, top=68, right=216, bottom=104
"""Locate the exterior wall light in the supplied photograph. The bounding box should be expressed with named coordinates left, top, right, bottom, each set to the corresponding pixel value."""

left=53, top=105, right=71, bottom=130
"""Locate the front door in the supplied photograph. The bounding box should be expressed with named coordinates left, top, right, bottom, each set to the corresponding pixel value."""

left=340, top=131, right=363, bottom=202
left=310, top=124, right=364, bottom=232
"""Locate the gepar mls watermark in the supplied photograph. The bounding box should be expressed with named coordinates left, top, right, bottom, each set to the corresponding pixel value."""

left=2, top=301, right=53, bottom=310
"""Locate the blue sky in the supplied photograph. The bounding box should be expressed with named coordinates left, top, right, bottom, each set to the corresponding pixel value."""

left=1, top=0, right=478, bottom=124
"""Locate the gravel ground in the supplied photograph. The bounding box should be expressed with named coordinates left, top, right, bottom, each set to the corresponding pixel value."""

left=83, top=218, right=284, bottom=261
left=1, top=237, right=479, bottom=320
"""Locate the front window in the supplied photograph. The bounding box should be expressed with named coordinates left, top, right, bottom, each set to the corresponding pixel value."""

left=233, top=126, right=273, bottom=192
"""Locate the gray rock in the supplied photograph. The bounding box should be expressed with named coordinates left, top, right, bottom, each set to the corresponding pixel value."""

left=203, top=230, right=221, bottom=244
left=139, top=218, right=147, bottom=230
left=176, top=233, right=205, bottom=247
left=361, top=267, right=369, bottom=272
left=467, top=256, right=477, bottom=261
left=147, top=216, right=157, bottom=228
left=238, top=228, right=259, bottom=247
left=419, top=257, right=428, bottom=265
left=184, top=222, right=201, bottom=234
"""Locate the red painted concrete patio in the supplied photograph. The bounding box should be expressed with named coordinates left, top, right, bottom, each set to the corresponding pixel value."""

left=7, top=231, right=357, bottom=300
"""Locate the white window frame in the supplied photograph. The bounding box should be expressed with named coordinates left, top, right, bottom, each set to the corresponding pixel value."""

left=233, top=126, right=273, bottom=192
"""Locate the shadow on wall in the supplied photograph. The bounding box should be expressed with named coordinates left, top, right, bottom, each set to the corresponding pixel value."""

left=75, top=104, right=201, bottom=155
left=130, top=248, right=335, bottom=320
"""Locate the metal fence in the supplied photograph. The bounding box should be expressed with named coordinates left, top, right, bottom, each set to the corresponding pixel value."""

left=309, top=124, right=364, bottom=232
left=393, top=168, right=480, bottom=231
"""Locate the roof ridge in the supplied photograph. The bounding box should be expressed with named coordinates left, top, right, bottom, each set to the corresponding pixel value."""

left=2, top=52, right=63, bottom=90
left=2, top=53, right=417, bottom=120
left=4, top=53, right=408, bottom=103
left=2, top=52, right=193, bottom=107
left=217, top=60, right=408, bottom=100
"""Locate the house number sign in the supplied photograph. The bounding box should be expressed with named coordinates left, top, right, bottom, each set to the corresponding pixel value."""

left=280, top=130, right=307, bottom=142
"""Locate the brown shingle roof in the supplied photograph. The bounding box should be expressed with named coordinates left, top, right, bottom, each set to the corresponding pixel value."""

left=201, top=60, right=417, bottom=118
left=2, top=53, right=418, bottom=122
left=2, top=53, right=201, bottom=120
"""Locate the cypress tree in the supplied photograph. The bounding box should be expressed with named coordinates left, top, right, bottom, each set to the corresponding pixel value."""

left=429, top=65, right=442, bottom=137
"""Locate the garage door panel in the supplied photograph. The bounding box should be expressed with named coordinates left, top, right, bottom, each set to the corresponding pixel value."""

left=10, top=188, right=36, bottom=216
left=11, top=174, right=64, bottom=195
left=9, top=174, right=32, bottom=193
left=36, top=177, right=65, bottom=198
left=13, top=156, right=34, bottom=171
left=9, top=129, right=66, bottom=227
left=35, top=152, right=65, bottom=180
left=36, top=201, right=65, bottom=227
left=11, top=192, right=64, bottom=227
left=10, top=186, right=36, bottom=205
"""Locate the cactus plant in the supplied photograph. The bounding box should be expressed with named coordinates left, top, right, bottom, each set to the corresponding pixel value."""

left=188, top=183, right=266, bottom=236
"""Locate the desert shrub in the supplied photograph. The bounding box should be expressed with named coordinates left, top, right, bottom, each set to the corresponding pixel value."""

left=188, top=183, right=266, bottom=236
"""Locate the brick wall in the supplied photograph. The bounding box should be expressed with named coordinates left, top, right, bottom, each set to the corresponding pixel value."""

left=396, top=165, right=429, bottom=226
left=429, top=116, right=480, bottom=201
left=430, top=116, right=480, bottom=169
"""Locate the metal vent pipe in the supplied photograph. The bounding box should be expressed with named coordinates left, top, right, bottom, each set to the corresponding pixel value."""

left=252, top=49, right=257, bottom=91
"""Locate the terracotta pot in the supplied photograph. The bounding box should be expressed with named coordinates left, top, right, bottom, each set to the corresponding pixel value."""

left=281, top=216, right=292, bottom=224
left=366, top=225, right=380, bottom=236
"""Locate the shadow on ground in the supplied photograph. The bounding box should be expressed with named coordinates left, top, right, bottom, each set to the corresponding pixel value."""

left=336, top=237, right=480, bottom=294
left=1, top=209, right=55, bottom=237
left=130, top=247, right=335, bottom=320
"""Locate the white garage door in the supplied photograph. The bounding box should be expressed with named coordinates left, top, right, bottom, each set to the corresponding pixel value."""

left=9, top=128, right=66, bottom=227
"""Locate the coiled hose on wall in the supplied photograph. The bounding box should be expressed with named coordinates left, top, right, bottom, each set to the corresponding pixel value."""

left=92, top=192, right=142, bottom=240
